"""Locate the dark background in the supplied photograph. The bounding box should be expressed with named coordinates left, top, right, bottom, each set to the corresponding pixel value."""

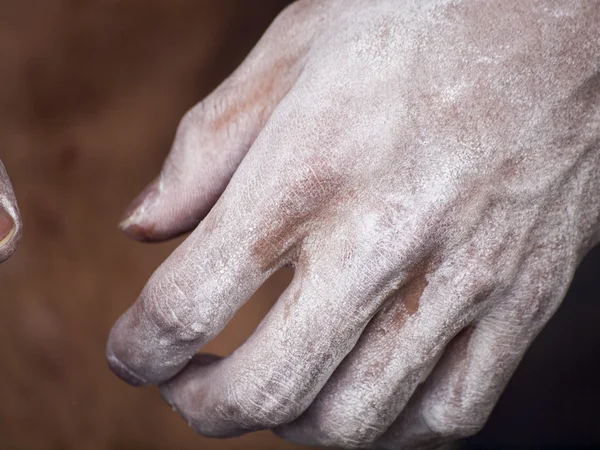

left=465, top=246, right=600, bottom=450
left=0, top=1, right=597, bottom=449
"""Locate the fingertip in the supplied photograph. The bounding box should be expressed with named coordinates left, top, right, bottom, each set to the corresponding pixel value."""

left=122, top=178, right=160, bottom=222
left=159, top=354, right=224, bottom=432
left=0, top=204, right=20, bottom=263
left=119, top=178, right=162, bottom=242
left=119, top=220, right=159, bottom=243
left=106, top=353, right=150, bottom=387
left=119, top=177, right=199, bottom=243
left=0, top=205, right=15, bottom=243
left=106, top=299, right=196, bottom=387
left=106, top=314, right=152, bottom=387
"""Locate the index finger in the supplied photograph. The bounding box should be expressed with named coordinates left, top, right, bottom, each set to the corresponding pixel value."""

left=0, top=159, right=21, bottom=262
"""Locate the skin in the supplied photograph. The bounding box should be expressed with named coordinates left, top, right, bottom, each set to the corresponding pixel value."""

left=0, top=160, right=21, bottom=263
left=107, top=0, right=600, bottom=448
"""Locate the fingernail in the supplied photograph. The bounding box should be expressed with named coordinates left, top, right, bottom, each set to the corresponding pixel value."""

left=119, top=179, right=159, bottom=241
left=0, top=206, right=15, bottom=246
left=107, top=354, right=148, bottom=387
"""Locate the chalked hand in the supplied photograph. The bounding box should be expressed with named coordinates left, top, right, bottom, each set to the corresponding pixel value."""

left=108, top=1, right=600, bottom=448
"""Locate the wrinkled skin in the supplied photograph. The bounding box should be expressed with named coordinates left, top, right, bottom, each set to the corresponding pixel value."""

left=0, top=161, right=21, bottom=263
left=107, top=0, right=600, bottom=448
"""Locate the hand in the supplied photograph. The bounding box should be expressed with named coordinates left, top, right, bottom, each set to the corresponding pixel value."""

left=107, top=1, right=600, bottom=448
left=0, top=160, right=21, bottom=263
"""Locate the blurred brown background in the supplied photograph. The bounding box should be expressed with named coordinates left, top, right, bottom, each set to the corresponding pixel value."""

left=0, top=1, right=598, bottom=449
left=0, top=1, right=305, bottom=449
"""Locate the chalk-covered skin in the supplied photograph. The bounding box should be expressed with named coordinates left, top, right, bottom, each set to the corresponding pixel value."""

left=107, top=0, right=600, bottom=448
left=0, top=161, right=21, bottom=263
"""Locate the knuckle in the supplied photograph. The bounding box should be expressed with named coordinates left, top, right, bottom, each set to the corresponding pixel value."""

left=274, top=0, right=316, bottom=28
left=221, top=367, right=307, bottom=430
left=142, top=273, right=211, bottom=343
left=292, top=154, right=342, bottom=195
left=166, top=107, right=204, bottom=172
left=175, top=107, right=201, bottom=145
left=171, top=101, right=226, bottom=157
left=514, top=265, right=566, bottom=324
left=174, top=95, right=248, bottom=153
left=178, top=105, right=197, bottom=128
